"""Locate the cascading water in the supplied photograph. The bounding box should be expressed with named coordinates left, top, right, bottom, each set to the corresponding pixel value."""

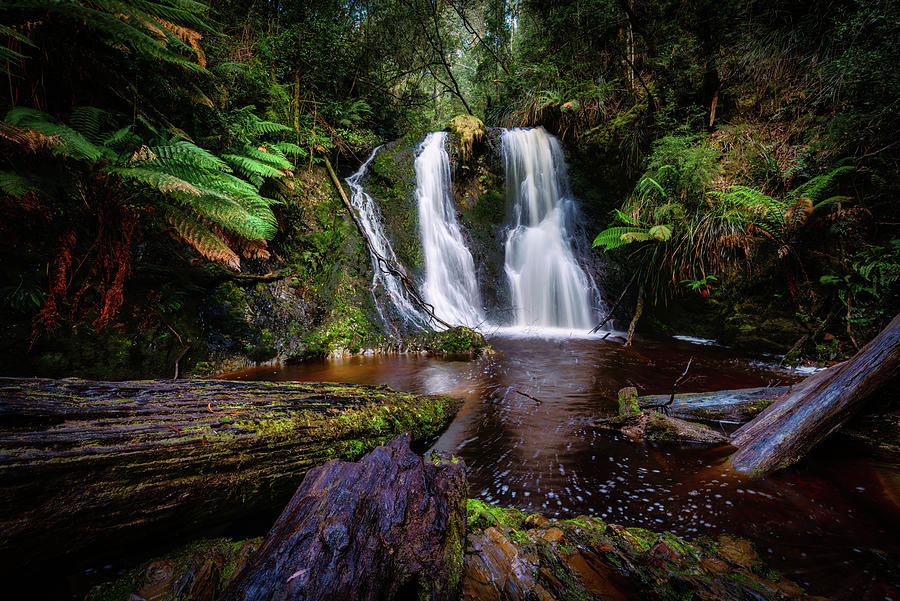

left=346, top=147, right=428, bottom=329
left=502, top=127, right=596, bottom=330
left=415, top=132, right=485, bottom=328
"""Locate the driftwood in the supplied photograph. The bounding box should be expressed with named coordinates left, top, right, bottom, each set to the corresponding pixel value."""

left=0, top=377, right=459, bottom=568
left=637, top=387, right=788, bottom=424
left=601, top=386, right=730, bottom=444
left=730, top=312, right=900, bottom=474
left=220, top=433, right=467, bottom=601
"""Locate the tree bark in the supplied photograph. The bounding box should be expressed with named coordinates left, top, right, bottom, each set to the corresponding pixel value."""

left=220, top=433, right=467, bottom=601
left=637, top=386, right=788, bottom=424
left=0, top=377, right=459, bottom=568
left=729, top=312, right=900, bottom=474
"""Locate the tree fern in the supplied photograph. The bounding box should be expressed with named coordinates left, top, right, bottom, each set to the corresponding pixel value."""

left=4, top=107, right=106, bottom=161
left=3, top=106, right=281, bottom=270
left=0, top=170, right=38, bottom=196
left=222, top=153, right=284, bottom=180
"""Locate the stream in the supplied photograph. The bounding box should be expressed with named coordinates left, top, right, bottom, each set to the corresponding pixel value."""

left=227, top=333, right=900, bottom=601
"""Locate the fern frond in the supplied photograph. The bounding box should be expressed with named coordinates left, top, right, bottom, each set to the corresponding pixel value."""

left=241, top=145, right=293, bottom=170
left=222, top=153, right=284, bottom=179
left=161, top=203, right=241, bottom=270
left=248, top=118, right=291, bottom=136
left=592, top=226, right=648, bottom=251
left=69, top=106, right=110, bottom=144
left=148, top=140, right=231, bottom=171
left=791, top=165, right=855, bottom=203
left=0, top=170, right=38, bottom=196
left=4, top=107, right=105, bottom=161
left=271, top=141, right=307, bottom=157
left=109, top=166, right=203, bottom=196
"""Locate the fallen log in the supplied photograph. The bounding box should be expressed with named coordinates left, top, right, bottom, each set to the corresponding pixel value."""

left=638, top=386, right=788, bottom=424
left=220, top=433, right=467, bottom=601
left=730, top=312, right=900, bottom=474
left=0, top=377, right=459, bottom=568
left=600, top=387, right=731, bottom=444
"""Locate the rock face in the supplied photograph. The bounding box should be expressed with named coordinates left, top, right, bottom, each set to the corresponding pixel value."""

left=463, top=500, right=827, bottom=601
left=219, top=433, right=467, bottom=601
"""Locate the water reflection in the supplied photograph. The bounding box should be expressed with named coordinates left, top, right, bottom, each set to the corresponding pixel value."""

left=227, top=334, right=899, bottom=600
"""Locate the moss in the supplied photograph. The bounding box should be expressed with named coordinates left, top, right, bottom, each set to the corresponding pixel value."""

left=447, top=115, right=485, bottom=162
left=417, top=326, right=492, bottom=356
left=468, top=189, right=505, bottom=224
left=618, top=387, right=640, bottom=416
left=466, top=499, right=526, bottom=533
left=87, top=537, right=261, bottom=601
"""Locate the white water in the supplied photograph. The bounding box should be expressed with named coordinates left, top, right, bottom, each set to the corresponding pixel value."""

left=346, top=147, right=428, bottom=329
left=502, top=127, right=595, bottom=330
left=415, top=132, right=485, bottom=328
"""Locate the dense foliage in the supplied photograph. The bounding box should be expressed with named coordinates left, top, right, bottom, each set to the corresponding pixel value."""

left=1, top=0, right=898, bottom=369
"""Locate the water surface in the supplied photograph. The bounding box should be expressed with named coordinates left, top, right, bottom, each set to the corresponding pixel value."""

left=229, top=334, right=900, bottom=600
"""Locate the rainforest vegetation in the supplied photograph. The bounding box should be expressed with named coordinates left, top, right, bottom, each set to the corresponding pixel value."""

left=2, top=2, right=900, bottom=600
left=1, top=0, right=898, bottom=375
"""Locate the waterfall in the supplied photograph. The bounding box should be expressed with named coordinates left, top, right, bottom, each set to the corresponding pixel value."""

left=502, top=127, right=595, bottom=330
left=415, top=132, right=485, bottom=328
left=346, top=147, right=428, bottom=329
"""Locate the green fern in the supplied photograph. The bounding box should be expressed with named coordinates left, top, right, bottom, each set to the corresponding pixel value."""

left=592, top=226, right=649, bottom=251
left=0, top=170, right=38, bottom=196
left=222, top=153, right=284, bottom=180
left=5, top=107, right=106, bottom=161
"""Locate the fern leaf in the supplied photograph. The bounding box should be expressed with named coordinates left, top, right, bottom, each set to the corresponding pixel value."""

left=109, top=166, right=203, bottom=196
left=222, top=153, right=284, bottom=179
left=161, top=203, right=241, bottom=270
left=593, top=226, right=648, bottom=251
left=4, top=107, right=104, bottom=161
left=240, top=145, right=293, bottom=170
left=0, top=170, right=38, bottom=196
left=791, top=165, right=855, bottom=203
left=272, top=141, right=307, bottom=157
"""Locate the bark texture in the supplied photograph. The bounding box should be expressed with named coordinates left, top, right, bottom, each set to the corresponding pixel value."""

left=0, top=377, right=459, bottom=566
left=220, top=433, right=467, bottom=601
left=730, top=313, right=900, bottom=474
left=637, top=387, right=788, bottom=424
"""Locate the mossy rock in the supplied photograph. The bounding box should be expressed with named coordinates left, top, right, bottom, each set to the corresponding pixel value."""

left=416, top=326, right=493, bottom=357
left=447, top=115, right=485, bottom=162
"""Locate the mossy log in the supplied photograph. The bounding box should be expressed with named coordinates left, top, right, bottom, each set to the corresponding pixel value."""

left=730, top=312, right=900, bottom=474
left=220, top=433, right=467, bottom=601
left=637, top=386, right=788, bottom=424
left=0, top=377, right=459, bottom=567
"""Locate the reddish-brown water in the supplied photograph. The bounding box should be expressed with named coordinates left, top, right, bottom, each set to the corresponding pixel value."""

left=228, top=334, right=900, bottom=600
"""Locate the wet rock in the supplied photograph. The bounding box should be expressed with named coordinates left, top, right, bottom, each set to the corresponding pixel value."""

left=219, top=433, right=467, bottom=601
left=87, top=539, right=260, bottom=601
left=462, top=503, right=824, bottom=601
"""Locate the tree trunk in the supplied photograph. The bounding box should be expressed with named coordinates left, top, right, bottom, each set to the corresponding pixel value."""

left=729, top=313, right=900, bottom=474
left=0, top=377, right=459, bottom=568
left=220, top=433, right=467, bottom=601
